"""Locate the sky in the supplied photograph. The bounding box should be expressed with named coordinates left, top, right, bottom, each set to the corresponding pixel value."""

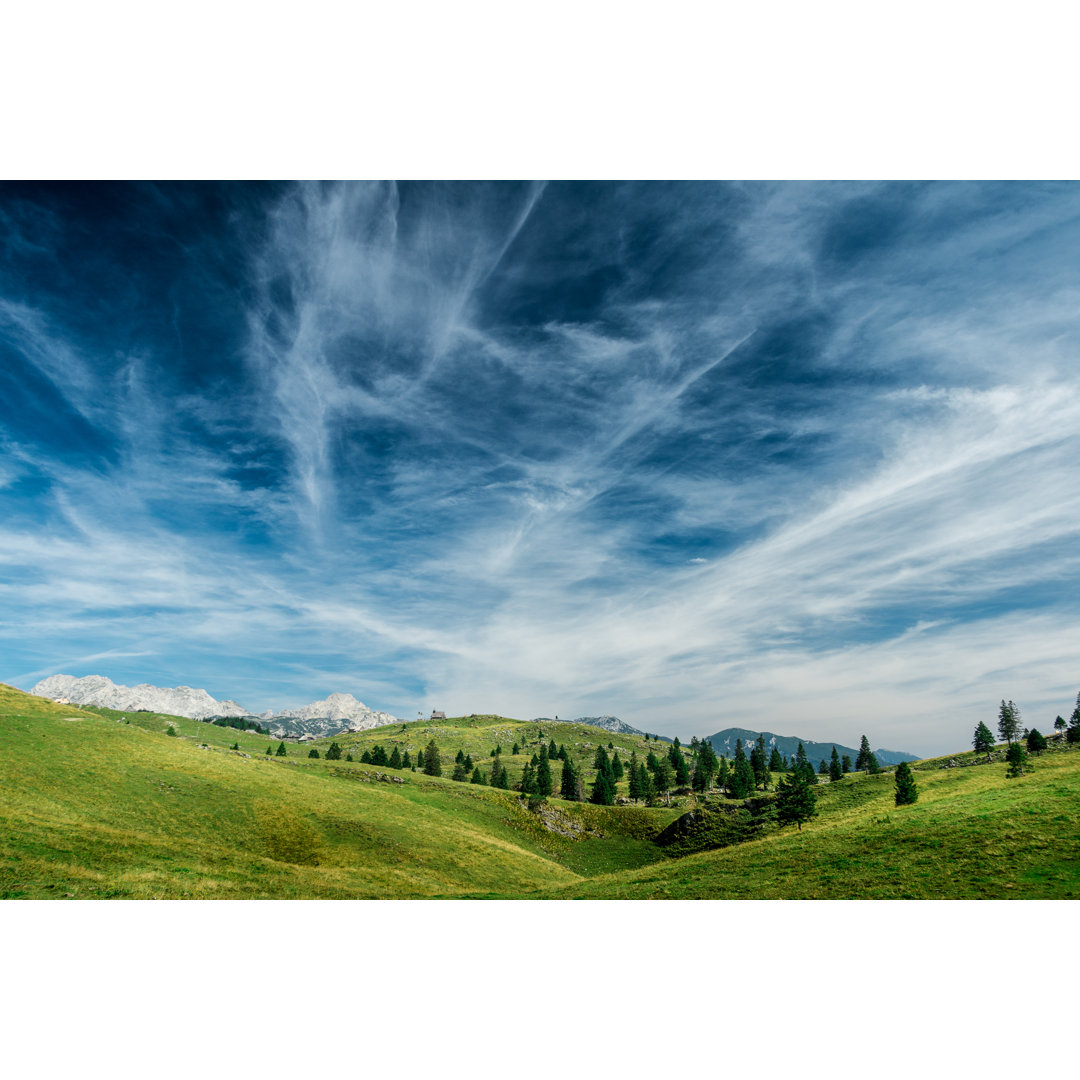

left=2, top=180, right=1079, bottom=755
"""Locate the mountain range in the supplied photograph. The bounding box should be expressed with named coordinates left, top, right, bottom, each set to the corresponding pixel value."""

left=531, top=715, right=669, bottom=739
left=29, top=675, right=399, bottom=738
left=703, top=727, right=918, bottom=767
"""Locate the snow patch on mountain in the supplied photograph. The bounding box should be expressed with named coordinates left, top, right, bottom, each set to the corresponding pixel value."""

left=30, top=674, right=249, bottom=720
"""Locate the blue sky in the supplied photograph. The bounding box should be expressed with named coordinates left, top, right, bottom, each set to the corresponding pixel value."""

left=2, top=180, right=1079, bottom=754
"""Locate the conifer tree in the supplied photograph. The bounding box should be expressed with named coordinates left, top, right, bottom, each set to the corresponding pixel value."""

left=672, top=747, right=690, bottom=787
left=423, top=739, right=441, bottom=777
left=494, top=763, right=510, bottom=789
left=372, top=745, right=388, bottom=767
left=893, top=761, right=918, bottom=805
left=628, top=755, right=642, bottom=801
left=793, top=742, right=814, bottom=784
left=1068, top=693, right=1080, bottom=744
left=512, top=741, right=520, bottom=755
left=536, top=744, right=553, bottom=797
left=856, top=735, right=873, bottom=773
left=612, top=751, right=624, bottom=780
left=1054, top=716, right=1066, bottom=736
left=519, top=761, right=537, bottom=794
left=645, top=750, right=659, bottom=772
left=346, top=753, right=353, bottom=762
left=415, top=748, right=424, bottom=770
left=452, top=761, right=468, bottom=781
left=730, top=740, right=754, bottom=799
left=361, top=749, right=373, bottom=763
left=1006, top=741, right=1029, bottom=778
left=402, top=750, right=411, bottom=769
left=326, top=742, right=343, bottom=761
left=998, top=700, right=1021, bottom=745
left=818, top=759, right=828, bottom=775
left=653, top=759, right=674, bottom=805
left=769, top=746, right=784, bottom=773
left=471, top=766, right=486, bottom=785
left=841, top=754, right=852, bottom=774
left=455, top=748, right=465, bottom=765
left=1026, top=728, right=1047, bottom=756
left=560, top=756, right=582, bottom=800
left=231, top=741, right=240, bottom=751
left=558, top=744, right=567, bottom=761
left=776, top=769, right=817, bottom=830
left=590, top=770, right=615, bottom=805
left=972, top=721, right=995, bottom=760
left=266, top=744, right=273, bottom=754
left=829, top=746, right=842, bottom=782
left=716, top=756, right=730, bottom=796
left=549, top=738, right=558, bottom=758
left=276, top=741, right=287, bottom=756
left=308, top=748, right=320, bottom=758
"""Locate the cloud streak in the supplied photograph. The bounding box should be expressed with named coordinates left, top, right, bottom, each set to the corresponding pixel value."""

left=2, top=181, right=1079, bottom=753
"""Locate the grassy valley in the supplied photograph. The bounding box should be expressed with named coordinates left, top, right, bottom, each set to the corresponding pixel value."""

left=2, top=683, right=1078, bottom=899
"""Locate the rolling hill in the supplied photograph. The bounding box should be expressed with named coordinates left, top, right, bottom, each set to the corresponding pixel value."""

left=2, top=683, right=1076, bottom=899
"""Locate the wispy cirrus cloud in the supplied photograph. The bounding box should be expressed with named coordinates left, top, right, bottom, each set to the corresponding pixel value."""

left=2, top=181, right=1079, bottom=753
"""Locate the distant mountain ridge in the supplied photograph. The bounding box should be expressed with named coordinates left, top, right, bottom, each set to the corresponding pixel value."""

left=30, top=675, right=399, bottom=738
left=703, top=726, right=919, bottom=767
left=532, top=716, right=673, bottom=742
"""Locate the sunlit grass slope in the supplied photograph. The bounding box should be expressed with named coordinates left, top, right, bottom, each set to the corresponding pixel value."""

left=518, top=744, right=1080, bottom=899
left=0, top=685, right=594, bottom=898
left=5, top=683, right=1078, bottom=899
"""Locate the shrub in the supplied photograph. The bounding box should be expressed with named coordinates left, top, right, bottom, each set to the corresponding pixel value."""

left=166, top=725, right=177, bottom=737
left=308, top=748, right=320, bottom=759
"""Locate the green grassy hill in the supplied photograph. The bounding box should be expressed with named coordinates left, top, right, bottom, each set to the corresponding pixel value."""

left=3, top=683, right=1077, bottom=899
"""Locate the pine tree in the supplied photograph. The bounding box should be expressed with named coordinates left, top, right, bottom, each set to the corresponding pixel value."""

left=549, top=738, right=558, bottom=758
left=841, top=754, right=852, bottom=774
left=818, top=759, right=828, bottom=775
left=776, top=770, right=817, bottom=830
left=973, top=721, right=995, bottom=760
left=519, top=762, right=537, bottom=794
left=415, top=748, right=424, bottom=769
left=423, top=739, right=441, bottom=777
left=167, top=725, right=178, bottom=737
left=452, top=761, right=468, bottom=781
left=829, top=746, right=842, bottom=782
left=308, top=748, right=320, bottom=758
left=1026, top=728, right=1047, bottom=756
left=627, top=755, right=642, bottom=801
left=1054, top=716, right=1066, bottom=736
left=455, top=748, right=465, bottom=765
left=372, top=745, right=388, bottom=766
left=893, top=761, right=918, bottom=806
left=559, top=744, right=567, bottom=761
left=346, top=753, right=353, bottom=762
left=1068, top=693, right=1080, bottom=744
left=716, top=756, right=730, bottom=796
left=276, top=741, right=287, bottom=756
left=561, top=756, right=582, bottom=800
left=512, top=742, right=520, bottom=755
left=402, top=750, right=411, bottom=769
left=471, top=766, right=486, bottom=785
left=793, top=742, right=814, bottom=784
left=1006, top=741, right=1029, bottom=778
left=536, top=745, right=553, bottom=797
left=653, top=759, right=674, bottom=805
left=494, top=763, right=510, bottom=789
left=998, top=700, right=1021, bottom=745
left=612, top=751, right=624, bottom=780
left=769, top=746, right=784, bottom=773
left=730, top=740, right=754, bottom=799
left=265, top=744, right=272, bottom=754
left=361, top=749, right=373, bottom=763
left=590, top=770, right=615, bottom=805
left=672, top=747, right=690, bottom=787
left=856, top=735, right=873, bottom=773
left=327, top=742, right=343, bottom=761
left=231, top=741, right=240, bottom=750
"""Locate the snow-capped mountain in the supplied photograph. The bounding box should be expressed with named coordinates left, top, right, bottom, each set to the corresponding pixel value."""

left=30, top=675, right=401, bottom=738
left=30, top=674, right=249, bottom=720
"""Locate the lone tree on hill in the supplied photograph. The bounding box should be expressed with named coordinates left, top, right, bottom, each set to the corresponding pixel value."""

left=894, top=761, right=918, bottom=806
left=1026, top=728, right=1047, bottom=756
left=1006, top=741, right=1029, bottom=778
left=856, top=735, right=877, bottom=773
left=998, top=700, right=1021, bottom=745
left=423, top=739, right=442, bottom=777
left=776, top=769, right=818, bottom=830
left=973, top=721, right=995, bottom=760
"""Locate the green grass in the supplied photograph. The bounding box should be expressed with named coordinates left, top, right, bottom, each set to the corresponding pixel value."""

left=4, top=682, right=1078, bottom=899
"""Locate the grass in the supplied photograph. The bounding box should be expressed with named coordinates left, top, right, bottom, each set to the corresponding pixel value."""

left=4, top=682, right=1078, bottom=899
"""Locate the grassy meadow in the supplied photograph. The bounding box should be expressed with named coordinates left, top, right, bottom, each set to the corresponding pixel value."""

left=2, top=682, right=1078, bottom=899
